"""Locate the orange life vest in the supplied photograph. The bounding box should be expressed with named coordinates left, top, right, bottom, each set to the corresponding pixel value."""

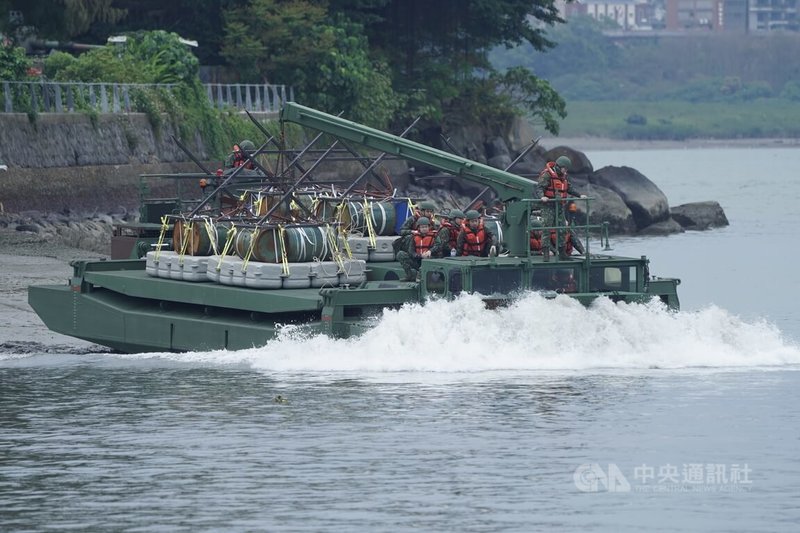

left=232, top=152, right=254, bottom=170
left=413, top=232, right=436, bottom=255
left=541, top=162, right=569, bottom=200
left=440, top=220, right=458, bottom=251
left=461, top=225, right=487, bottom=256
left=530, top=230, right=574, bottom=254
left=530, top=230, right=543, bottom=252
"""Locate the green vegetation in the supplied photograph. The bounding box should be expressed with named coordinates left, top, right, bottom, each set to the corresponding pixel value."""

left=0, top=0, right=570, bottom=135
left=558, top=100, right=800, bottom=140
left=491, top=15, right=800, bottom=139
left=42, top=30, right=257, bottom=157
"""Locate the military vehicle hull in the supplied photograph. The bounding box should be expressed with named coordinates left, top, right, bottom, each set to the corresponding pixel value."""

left=28, top=255, right=678, bottom=353
left=27, top=103, right=680, bottom=353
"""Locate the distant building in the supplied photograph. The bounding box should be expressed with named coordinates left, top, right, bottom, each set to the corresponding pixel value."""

left=665, top=0, right=719, bottom=30
left=749, top=0, right=798, bottom=31
left=665, top=0, right=798, bottom=31
left=564, top=0, right=798, bottom=33
left=721, top=0, right=750, bottom=32
left=569, top=0, right=654, bottom=30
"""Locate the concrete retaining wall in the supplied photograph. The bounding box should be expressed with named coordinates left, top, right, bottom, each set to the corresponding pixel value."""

left=0, top=112, right=208, bottom=168
left=0, top=112, right=216, bottom=214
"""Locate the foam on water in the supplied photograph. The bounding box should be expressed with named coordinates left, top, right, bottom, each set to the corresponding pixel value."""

left=116, top=293, right=800, bottom=373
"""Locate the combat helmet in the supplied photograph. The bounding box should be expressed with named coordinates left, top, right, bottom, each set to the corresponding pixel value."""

left=465, top=209, right=481, bottom=220
left=449, top=209, right=465, bottom=220
left=418, top=200, right=436, bottom=211
left=239, top=139, right=256, bottom=152
left=416, top=216, right=431, bottom=226
left=555, top=155, right=572, bottom=170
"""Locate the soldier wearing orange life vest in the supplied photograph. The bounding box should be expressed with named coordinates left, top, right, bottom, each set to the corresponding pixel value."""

left=394, top=199, right=437, bottom=256
left=457, top=210, right=496, bottom=257
left=399, top=200, right=436, bottom=236
left=224, top=139, right=256, bottom=170
left=530, top=218, right=585, bottom=256
left=432, top=209, right=465, bottom=257
left=396, top=217, right=436, bottom=281
left=537, top=155, right=586, bottom=260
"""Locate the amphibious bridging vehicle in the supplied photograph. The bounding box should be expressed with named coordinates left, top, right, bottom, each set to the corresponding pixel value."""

left=28, top=104, right=680, bottom=353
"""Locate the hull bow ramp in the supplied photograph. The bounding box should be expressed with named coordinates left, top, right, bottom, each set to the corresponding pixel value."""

left=28, top=104, right=680, bottom=353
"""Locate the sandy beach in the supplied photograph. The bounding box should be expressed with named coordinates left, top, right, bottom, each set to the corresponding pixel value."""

left=0, top=228, right=104, bottom=354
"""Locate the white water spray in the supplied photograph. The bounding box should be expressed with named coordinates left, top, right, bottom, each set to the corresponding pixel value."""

left=148, top=293, right=800, bottom=372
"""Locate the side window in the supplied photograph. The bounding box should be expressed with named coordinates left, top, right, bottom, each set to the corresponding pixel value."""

left=531, top=267, right=578, bottom=293
left=449, top=268, right=462, bottom=295
left=426, top=270, right=446, bottom=295
left=604, top=267, right=622, bottom=289
left=472, top=268, right=522, bottom=295
left=589, top=266, right=634, bottom=292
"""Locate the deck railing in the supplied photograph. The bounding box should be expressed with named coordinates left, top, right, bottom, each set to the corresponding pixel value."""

left=0, top=81, right=293, bottom=114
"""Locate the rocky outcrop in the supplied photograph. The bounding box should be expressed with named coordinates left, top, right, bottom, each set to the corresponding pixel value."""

left=572, top=183, right=637, bottom=234
left=637, top=218, right=685, bottom=235
left=544, top=146, right=594, bottom=176
left=0, top=209, right=135, bottom=254
left=671, top=201, right=729, bottom=230
left=590, top=166, right=670, bottom=229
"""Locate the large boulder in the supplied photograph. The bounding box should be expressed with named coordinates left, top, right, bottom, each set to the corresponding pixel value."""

left=508, top=144, right=547, bottom=179
left=590, top=166, right=670, bottom=230
left=671, top=201, right=729, bottom=230
left=637, top=218, right=684, bottom=235
left=487, top=153, right=513, bottom=170
left=543, top=146, right=593, bottom=175
left=506, top=116, right=537, bottom=153
left=570, top=183, right=637, bottom=234
left=485, top=136, right=510, bottom=159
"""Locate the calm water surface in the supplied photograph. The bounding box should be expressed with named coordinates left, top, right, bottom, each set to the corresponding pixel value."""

left=2, top=147, right=800, bottom=532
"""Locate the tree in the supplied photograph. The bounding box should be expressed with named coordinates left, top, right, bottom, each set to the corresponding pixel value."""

left=221, top=0, right=397, bottom=126
left=328, top=0, right=567, bottom=132
left=5, top=0, right=126, bottom=40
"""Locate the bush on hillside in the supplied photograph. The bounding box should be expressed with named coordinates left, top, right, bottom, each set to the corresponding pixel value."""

left=780, top=80, right=800, bottom=101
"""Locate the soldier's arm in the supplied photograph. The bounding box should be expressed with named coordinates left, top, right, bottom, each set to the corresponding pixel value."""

left=456, top=230, right=466, bottom=255
left=405, top=234, right=418, bottom=257
left=429, top=228, right=447, bottom=257
left=400, top=216, right=415, bottom=236
left=536, top=171, right=549, bottom=198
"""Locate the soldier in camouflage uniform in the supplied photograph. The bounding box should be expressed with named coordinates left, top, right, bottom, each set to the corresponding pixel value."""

left=394, top=199, right=437, bottom=255
left=456, top=210, right=496, bottom=257
left=432, top=209, right=465, bottom=257
left=399, top=200, right=436, bottom=236
left=224, top=139, right=256, bottom=170
left=396, top=217, right=435, bottom=281
left=537, top=155, right=586, bottom=260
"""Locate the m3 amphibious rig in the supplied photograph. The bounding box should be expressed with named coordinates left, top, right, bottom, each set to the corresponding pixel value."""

left=28, top=104, right=680, bottom=352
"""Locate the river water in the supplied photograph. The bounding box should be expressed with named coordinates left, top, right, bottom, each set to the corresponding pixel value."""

left=2, top=147, right=799, bottom=532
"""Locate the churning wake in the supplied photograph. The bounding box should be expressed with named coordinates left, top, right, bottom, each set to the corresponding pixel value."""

left=135, top=293, right=800, bottom=372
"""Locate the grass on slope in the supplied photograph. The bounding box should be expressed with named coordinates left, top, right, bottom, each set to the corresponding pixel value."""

left=557, top=100, right=800, bottom=140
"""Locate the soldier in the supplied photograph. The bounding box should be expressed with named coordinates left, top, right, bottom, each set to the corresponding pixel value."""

left=394, top=199, right=437, bottom=256
left=530, top=217, right=586, bottom=256
left=396, top=217, right=436, bottom=281
left=457, top=210, right=496, bottom=257
left=432, top=209, right=465, bottom=257
left=224, top=139, right=256, bottom=170
left=537, top=155, right=586, bottom=260
left=400, top=200, right=436, bottom=236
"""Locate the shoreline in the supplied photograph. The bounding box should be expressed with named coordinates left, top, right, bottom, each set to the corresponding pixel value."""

left=540, top=136, right=800, bottom=151
left=0, top=228, right=104, bottom=354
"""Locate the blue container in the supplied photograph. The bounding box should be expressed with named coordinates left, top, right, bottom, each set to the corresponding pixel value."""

left=393, top=199, right=413, bottom=235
